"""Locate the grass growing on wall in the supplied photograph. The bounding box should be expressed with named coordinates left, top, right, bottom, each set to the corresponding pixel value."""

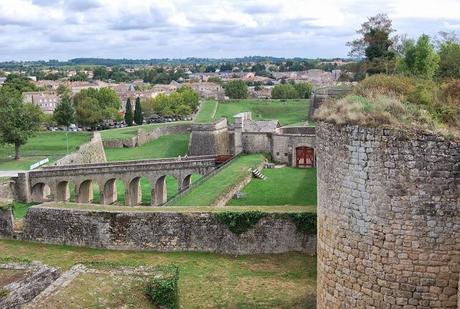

left=169, top=154, right=265, bottom=206
left=0, top=240, right=317, bottom=308
left=194, top=100, right=218, bottom=123
left=0, top=132, right=91, bottom=171
left=227, top=168, right=317, bottom=206
left=100, top=122, right=190, bottom=140
left=104, top=134, right=190, bottom=161
left=214, top=99, right=311, bottom=126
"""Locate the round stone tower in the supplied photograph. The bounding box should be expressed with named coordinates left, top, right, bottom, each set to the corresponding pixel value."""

left=316, top=122, right=459, bottom=308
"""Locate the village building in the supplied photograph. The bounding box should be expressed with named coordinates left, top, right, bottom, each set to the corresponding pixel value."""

left=23, top=91, right=60, bottom=114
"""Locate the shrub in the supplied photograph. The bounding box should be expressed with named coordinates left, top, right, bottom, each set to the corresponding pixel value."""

left=285, top=213, right=317, bottom=234
left=145, top=265, right=179, bottom=309
left=354, top=74, right=415, bottom=97
left=214, top=211, right=266, bottom=235
left=225, top=80, right=248, bottom=99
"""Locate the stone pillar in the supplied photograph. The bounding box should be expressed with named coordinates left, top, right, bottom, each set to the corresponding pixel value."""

left=180, top=175, right=192, bottom=192
left=153, top=177, right=167, bottom=206
left=316, top=122, right=459, bottom=309
left=14, top=172, right=31, bottom=203
left=100, top=179, right=117, bottom=205
left=76, top=180, right=93, bottom=204
left=0, top=206, right=14, bottom=237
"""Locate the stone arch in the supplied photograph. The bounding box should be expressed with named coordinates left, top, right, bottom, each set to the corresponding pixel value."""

left=153, top=175, right=167, bottom=206
left=31, top=182, right=51, bottom=203
left=127, top=176, right=141, bottom=206
left=180, top=173, right=202, bottom=192
left=56, top=180, right=70, bottom=202
left=76, top=179, right=93, bottom=203
left=100, top=178, right=117, bottom=205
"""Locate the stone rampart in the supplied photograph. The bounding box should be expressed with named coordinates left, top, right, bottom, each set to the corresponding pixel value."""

left=188, top=118, right=230, bottom=156
left=102, top=123, right=191, bottom=148
left=0, top=206, right=14, bottom=237
left=52, top=132, right=106, bottom=166
left=20, top=206, right=316, bottom=255
left=316, top=122, right=459, bottom=308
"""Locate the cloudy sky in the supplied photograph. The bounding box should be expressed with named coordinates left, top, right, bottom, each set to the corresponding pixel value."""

left=0, top=0, right=459, bottom=61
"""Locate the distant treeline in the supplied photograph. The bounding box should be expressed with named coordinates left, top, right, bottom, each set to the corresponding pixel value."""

left=0, top=56, right=355, bottom=69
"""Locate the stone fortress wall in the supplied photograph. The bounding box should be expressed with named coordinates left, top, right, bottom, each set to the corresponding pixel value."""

left=188, top=118, right=231, bottom=156
left=315, top=122, right=459, bottom=308
left=102, top=123, right=191, bottom=148
left=7, top=205, right=316, bottom=255
left=52, top=132, right=106, bottom=166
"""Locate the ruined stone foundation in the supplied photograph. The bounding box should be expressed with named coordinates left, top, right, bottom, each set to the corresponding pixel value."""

left=316, top=122, right=459, bottom=309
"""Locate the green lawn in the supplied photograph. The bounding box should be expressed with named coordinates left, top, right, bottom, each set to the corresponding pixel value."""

left=213, top=99, right=310, bottom=126
left=228, top=168, right=317, bottom=206
left=170, top=154, right=265, bottom=206
left=100, top=122, right=190, bottom=140
left=194, top=100, right=218, bottom=123
left=0, top=240, right=317, bottom=308
left=0, top=132, right=91, bottom=171
left=104, top=133, right=190, bottom=161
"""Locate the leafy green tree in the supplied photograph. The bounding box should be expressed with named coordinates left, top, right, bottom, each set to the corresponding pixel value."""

left=271, top=84, right=298, bottom=99
left=293, top=83, right=313, bottom=99
left=53, top=95, right=75, bottom=127
left=438, top=40, right=460, bottom=79
left=177, top=86, right=199, bottom=111
left=56, top=85, right=71, bottom=97
left=134, top=97, right=143, bottom=125
left=0, top=98, right=43, bottom=160
left=225, top=80, right=248, bottom=99
left=73, top=87, right=121, bottom=127
left=125, top=98, right=134, bottom=126
left=347, top=13, right=396, bottom=74
left=75, top=97, right=103, bottom=128
left=399, top=34, right=439, bottom=79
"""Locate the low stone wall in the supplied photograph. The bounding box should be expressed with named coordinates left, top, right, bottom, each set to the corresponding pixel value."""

left=0, top=261, right=60, bottom=309
left=0, top=206, right=14, bottom=237
left=0, top=180, right=15, bottom=200
left=103, top=123, right=191, bottom=149
left=52, top=132, right=106, bottom=166
left=20, top=206, right=316, bottom=255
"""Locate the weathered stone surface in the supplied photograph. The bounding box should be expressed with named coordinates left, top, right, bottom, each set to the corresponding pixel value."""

left=52, top=132, right=106, bottom=166
left=20, top=207, right=317, bottom=255
left=0, top=206, right=14, bottom=237
left=0, top=262, right=60, bottom=309
left=188, top=118, right=231, bottom=156
left=316, top=122, right=459, bottom=309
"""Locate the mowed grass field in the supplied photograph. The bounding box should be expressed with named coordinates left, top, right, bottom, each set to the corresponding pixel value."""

left=194, top=100, right=218, bottom=123
left=170, top=154, right=265, bottom=206
left=104, top=133, right=190, bottom=161
left=0, top=239, right=317, bottom=308
left=0, top=132, right=91, bottom=171
left=100, top=121, right=190, bottom=140
left=228, top=168, right=317, bottom=206
left=197, top=99, right=310, bottom=126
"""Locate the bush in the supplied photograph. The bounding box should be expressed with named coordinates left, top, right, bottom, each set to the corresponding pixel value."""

left=225, top=80, right=248, bottom=99
left=145, top=265, right=179, bottom=309
left=285, top=213, right=317, bottom=234
left=354, top=74, right=415, bottom=97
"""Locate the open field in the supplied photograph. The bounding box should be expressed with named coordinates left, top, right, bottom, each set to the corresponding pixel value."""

left=0, top=239, right=317, bottom=308
left=100, top=121, right=190, bottom=140
left=207, top=99, right=310, bottom=126
left=104, top=133, right=190, bottom=161
left=169, top=154, right=265, bottom=206
left=33, top=272, right=153, bottom=309
left=0, top=132, right=91, bottom=171
left=228, top=168, right=317, bottom=206
left=194, top=100, right=218, bottom=123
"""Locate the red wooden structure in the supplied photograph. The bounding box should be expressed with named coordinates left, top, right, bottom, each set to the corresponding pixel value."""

left=296, top=147, right=315, bottom=168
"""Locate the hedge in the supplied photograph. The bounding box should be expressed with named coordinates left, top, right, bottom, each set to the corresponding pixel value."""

left=145, top=265, right=180, bottom=309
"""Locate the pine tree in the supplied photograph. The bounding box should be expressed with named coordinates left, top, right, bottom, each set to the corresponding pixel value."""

left=124, top=98, right=133, bottom=126
left=134, top=97, right=143, bottom=125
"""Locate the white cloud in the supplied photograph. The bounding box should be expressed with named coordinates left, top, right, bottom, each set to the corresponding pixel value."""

left=0, top=0, right=458, bottom=60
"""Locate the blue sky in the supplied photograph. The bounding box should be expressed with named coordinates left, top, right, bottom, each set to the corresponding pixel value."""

left=0, top=0, right=459, bottom=61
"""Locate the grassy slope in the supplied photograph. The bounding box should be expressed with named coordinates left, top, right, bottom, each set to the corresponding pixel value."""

left=100, top=122, right=190, bottom=140
left=228, top=168, right=317, bottom=206
left=215, top=99, right=310, bottom=126
left=104, top=133, right=190, bottom=161
left=194, top=100, right=218, bottom=123
left=0, top=239, right=316, bottom=308
left=170, top=154, right=265, bottom=206
left=0, top=132, right=91, bottom=171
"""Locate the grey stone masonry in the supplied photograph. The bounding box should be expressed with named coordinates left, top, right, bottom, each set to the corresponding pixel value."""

left=20, top=206, right=317, bottom=255
left=316, top=122, right=459, bottom=309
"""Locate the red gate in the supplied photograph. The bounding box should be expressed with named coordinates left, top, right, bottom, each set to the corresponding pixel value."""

left=296, top=147, right=315, bottom=168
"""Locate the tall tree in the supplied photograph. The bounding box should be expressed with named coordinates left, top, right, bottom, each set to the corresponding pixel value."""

left=125, top=98, right=134, bottom=126
left=134, top=97, right=143, bottom=125
left=225, top=80, right=248, bottom=99
left=0, top=99, right=43, bottom=160
left=399, top=34, right=439, bottom=79
left=347, top=13, right=396, bottom=74
left=53, top=95, right=75, bottom=127
left=437, top=34, right=460, bottom=79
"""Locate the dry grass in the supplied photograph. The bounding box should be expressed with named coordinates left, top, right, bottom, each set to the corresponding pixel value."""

left=0, top=269, right=27, bottom=287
